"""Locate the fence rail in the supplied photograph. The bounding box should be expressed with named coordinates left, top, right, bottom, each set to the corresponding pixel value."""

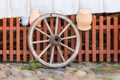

left=0, top=15, right=120, bottom=62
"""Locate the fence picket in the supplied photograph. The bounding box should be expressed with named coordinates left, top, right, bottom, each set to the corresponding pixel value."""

left=36, top=28, right=40, bottom=55
left=92, top=15, right=96, bottom=62
left=64, top=19, right=68, bottom=60
left=99, top=16, right=104, bottom=61
left=43, top=19, right=48, bottom=61
left=106, top=17, right=111, bottom=62
left=23, top=26, right=27, bottom=62
left=85, top=31, right=89, bottom=61
left=3, top=18, right=7, bottom=61
left=57, top=18, right=61, bottom=62
left=0, top=15, right=120, bottom=62
left=114, top=17, right=118, bottom=62
left=10, top=18, right=13, bottom=61
left=71, top=15, right=76, bottom=61
left=16, top=17, right=20, bottom=61
left=50, top=17, right=54, bottom=62
left=78, top=31, right=82, bottom=62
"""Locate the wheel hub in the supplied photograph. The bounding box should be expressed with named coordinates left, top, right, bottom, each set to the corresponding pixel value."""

left=49, top=35, right=61, bottom=45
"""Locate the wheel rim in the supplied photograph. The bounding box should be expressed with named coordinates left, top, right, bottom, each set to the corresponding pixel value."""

left=28, top=14, right=80, bottom=68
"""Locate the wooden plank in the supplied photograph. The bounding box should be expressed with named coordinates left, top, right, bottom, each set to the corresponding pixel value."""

left=64, top=17, right=68, bottom=60
left=36, top=27, right=41, bottom=55
left=0, top=50, right=119, bottom=55
left=114, top=17, right=118, bottom=62
left=16, top=17, right=20, bottom=61
left=92, top=15, right=96, bottom=62
left=10, top=18, right=13, bottom=61
left=57, top=18, right=61, bottom=62
left=50, top=17, right=54, bottom=62
left=78, top=31, right=82, bottom=62
left=3, top=18, right=7, bottom=61
left=70, top=15, right=76, bottom=60
left=119, top=32, right=120, bottom=51
left=85, top=31, right=89, bottom=61
left=70, top=15, right=75, bottom=51
left=106, top=17, right=111, bottom=62
left=71, top=15, right=81, bottom=62
left=0, top=25, right=118, bottom=31
left=99, top=16, right=104, bottom=61
left=43, top=19, right=48, bottom=62
left=23, top=26, right=27, bottom=62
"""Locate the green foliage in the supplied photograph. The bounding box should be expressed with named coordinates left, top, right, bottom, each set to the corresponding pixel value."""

left=21, top=59, right=46, bottom=71
left=102, top=78, right=112, bottom=80
left=40, top=78, right=56, bottom=80
left=82, top=61, right=88, bottom=65
left=40, top=78, right=44, bottom=80
left=99, top=67, right=105, bottom=73
left=29, top=63, right=36, bottom=71
left=72, top=69, right=78, bottom=73
left=72, top=67, right=81, bottom=74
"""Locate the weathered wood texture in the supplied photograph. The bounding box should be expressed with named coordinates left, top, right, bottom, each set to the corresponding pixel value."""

left=0, top=15, right=120, bottom=62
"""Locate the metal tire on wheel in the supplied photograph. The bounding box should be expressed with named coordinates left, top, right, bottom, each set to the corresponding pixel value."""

left=28, top=13, right=80, bottom=68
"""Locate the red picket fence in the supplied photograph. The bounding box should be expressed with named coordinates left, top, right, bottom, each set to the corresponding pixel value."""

left=0, top=15, right=120, bottom=62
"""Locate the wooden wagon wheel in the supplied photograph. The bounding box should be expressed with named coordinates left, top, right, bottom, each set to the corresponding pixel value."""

left=28, top=13, right=80, bottom=68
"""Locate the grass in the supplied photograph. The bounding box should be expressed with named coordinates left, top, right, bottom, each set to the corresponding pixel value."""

left=40, top=78, right=56, bottom=80
left=21, top=59, right=46, bottom=71
left=102, top=78, right=112, bottom=80
left=72, top=67, right=82, bottom=74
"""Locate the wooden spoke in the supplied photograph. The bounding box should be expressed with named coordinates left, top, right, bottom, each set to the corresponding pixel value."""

left=44, top=19, right=53, bottom=35
left=57, top=46, right=65, bottom=62
left=50, top=46, right=55, bottom=64
left=60, top=42, right=75, bottom=52
left=61, top=36, right=76, bottom=40
left=32, top=40, right=49, bottom=44
left=59, top=23, right=70, bottom=36
left=38, top=43, right=51, bottom=58
left=55, top=17, right=59, bottom=34
left=28, top=13, right=80, bottom=68
left=35, top=27, right=50, bottom=37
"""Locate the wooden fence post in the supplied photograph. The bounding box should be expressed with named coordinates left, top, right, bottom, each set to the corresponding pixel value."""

left=99, top=16, right=104, bottom=61
left=3, top=18, right=7, bottom=61
left=92, top=15, right=96, bottom=62
left=0, top=15, right=120, bottom=62
left=16, top=17, right=20, bottom=61
left=114, top=17, right=118, bottom=62
left=64, top=18, right=68, bottom=60
left=106, top=17, right=111, bottom=62
left=10, top=18, right=14, bottom=61
left=57, top=18, right=61, bottom=62
left=85, top=30, right=89, bottom=62
left=23, top=26, right=27, bottom=62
